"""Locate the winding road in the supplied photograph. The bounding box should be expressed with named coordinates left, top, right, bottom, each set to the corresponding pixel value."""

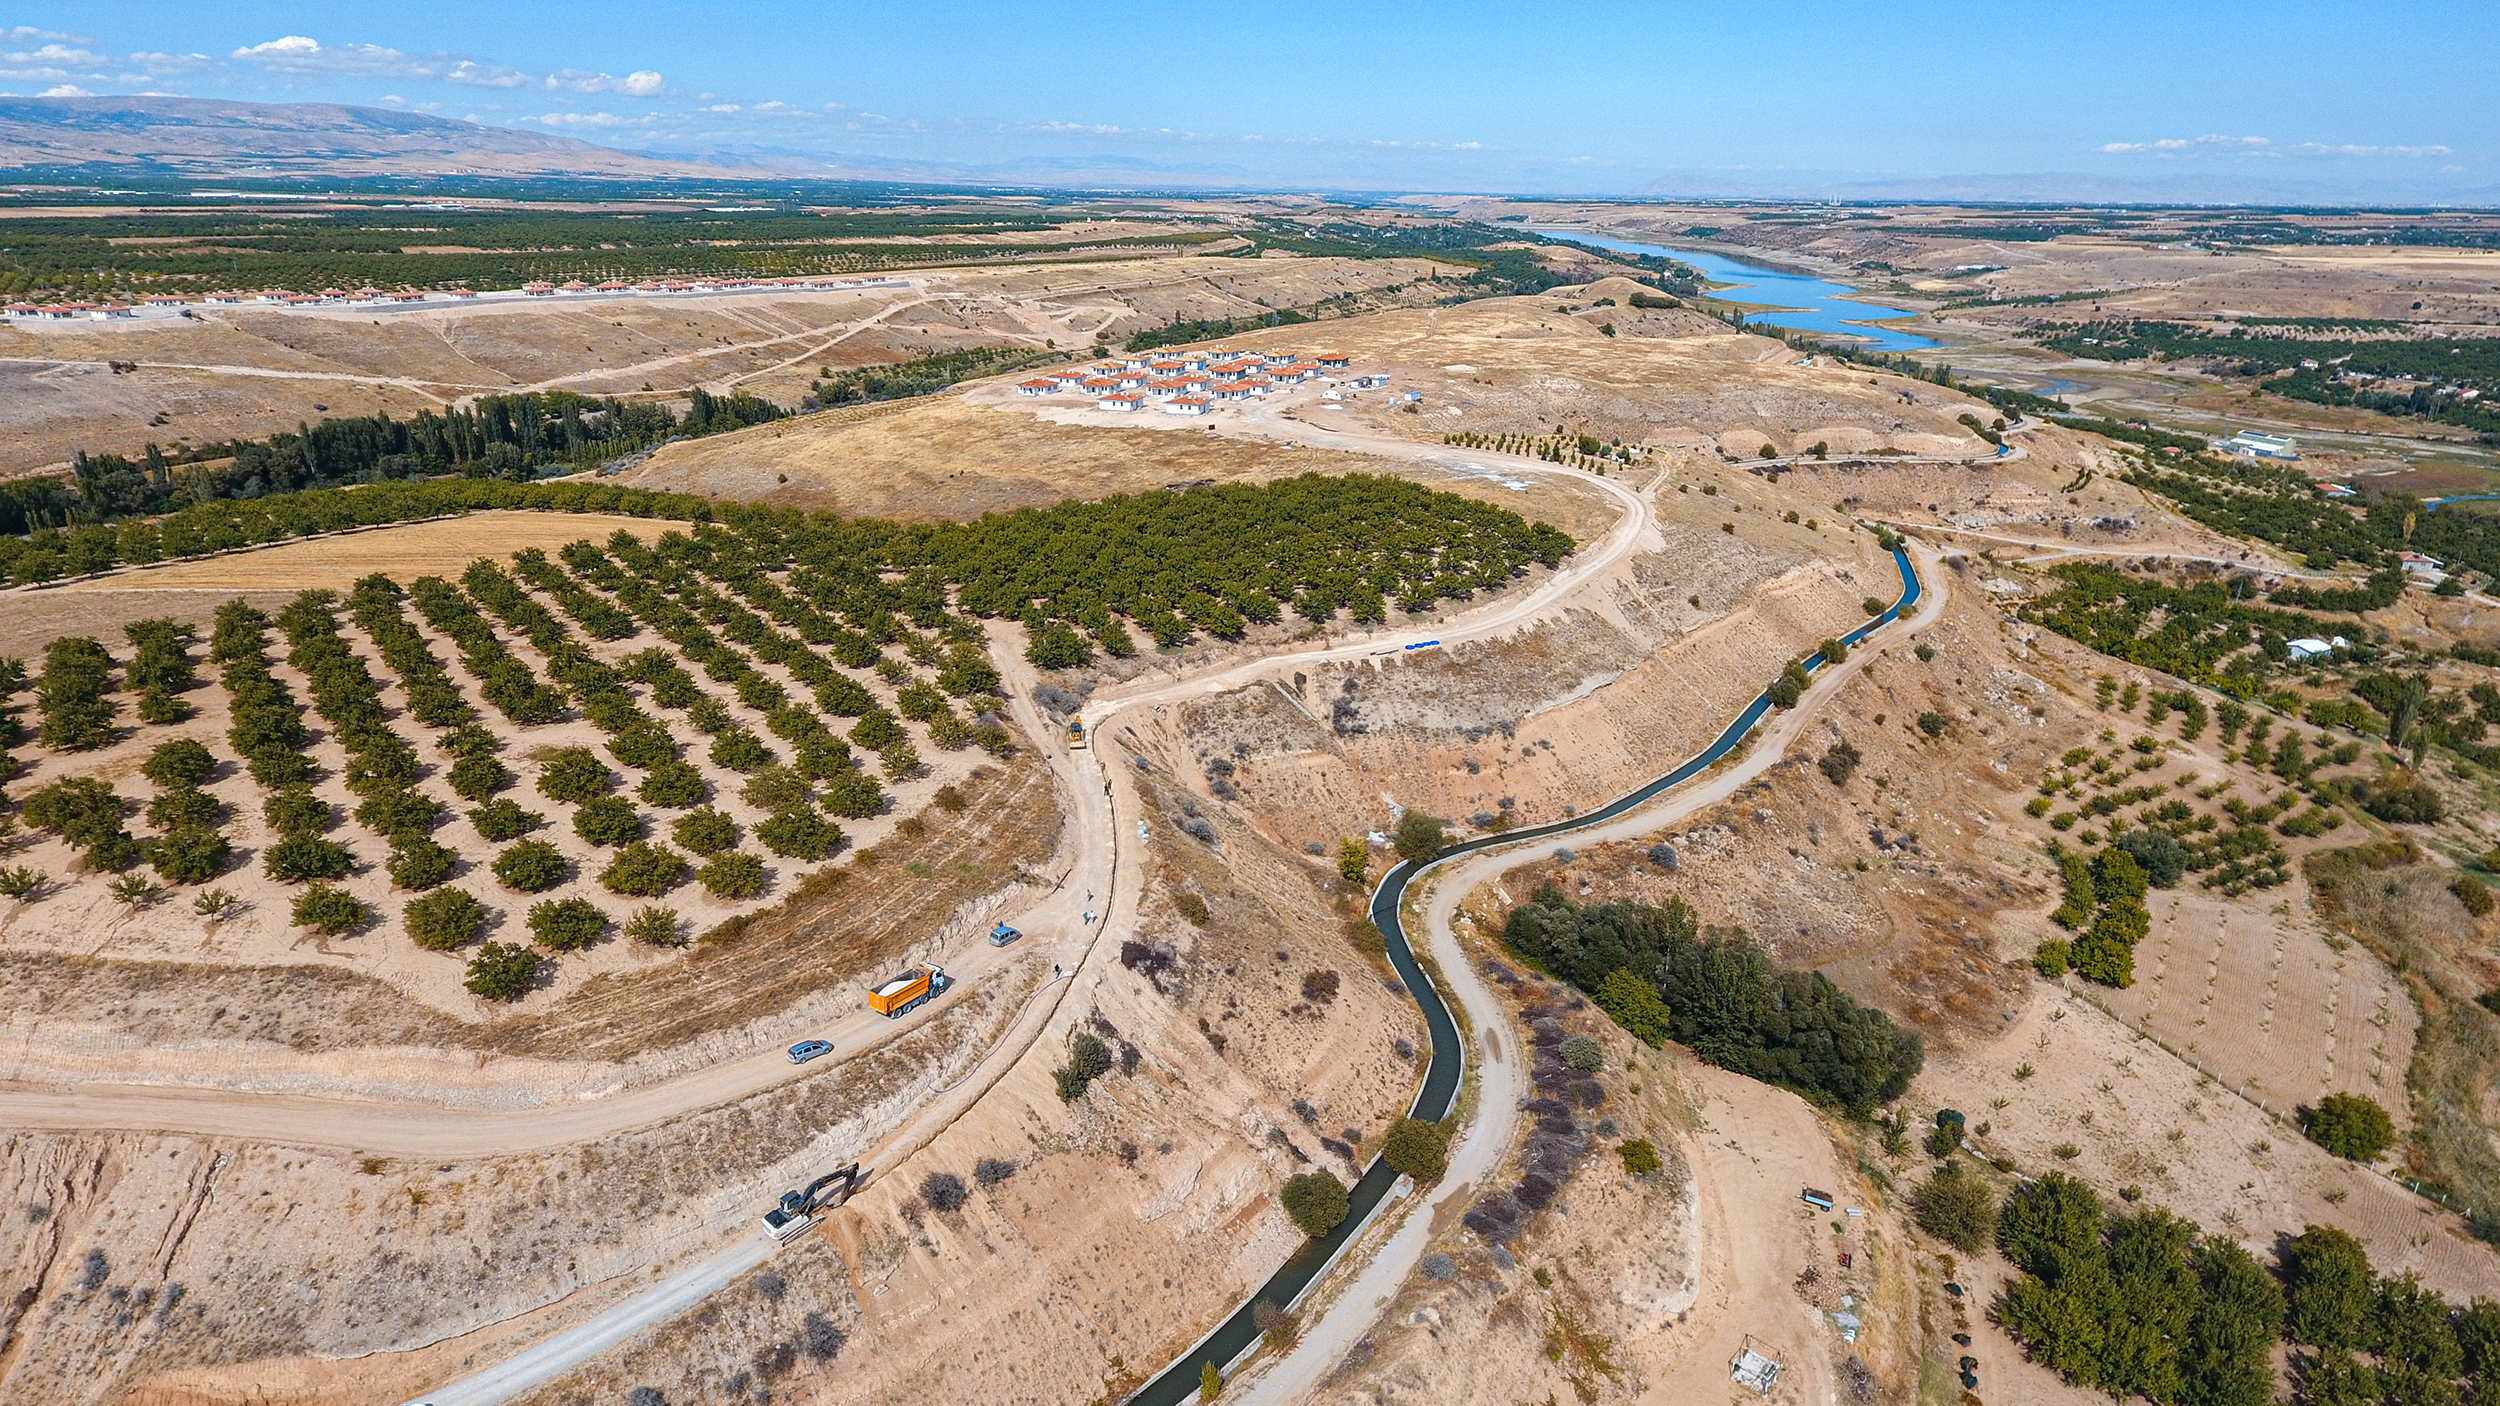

left=3, top=386, right=1916, bottom=1405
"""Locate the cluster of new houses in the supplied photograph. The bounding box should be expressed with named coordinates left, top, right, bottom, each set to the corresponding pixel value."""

left=1013, top=348, right=1389, bottom=416
left=1, top=275, right=906, bottom=321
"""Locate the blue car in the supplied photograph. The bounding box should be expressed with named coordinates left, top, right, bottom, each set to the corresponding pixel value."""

left=787, top=1040, right=832, bottom=1065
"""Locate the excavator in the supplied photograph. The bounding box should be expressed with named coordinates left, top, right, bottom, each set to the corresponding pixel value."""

left=761, top=1163, right=860, bottom=1243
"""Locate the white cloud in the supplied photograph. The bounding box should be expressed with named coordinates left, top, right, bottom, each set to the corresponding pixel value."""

left=705, top=102, right=740, bottom=113
left=128, top=51, right=214, bottom=76
left=4, top=27, right=92, bottom=46
left=231, top=36, right=528, bottom=88
left=0, top=66, right=67, bottom=82
left=2103, top=132, right=2446, bottom=159
left=38, top=83, right=90, bottom=97
left=379, top=94, right=405, bottom=104
left=545, top=68, right=663, bottom=96
left=534, top=110, right=637, bottom=127
left=7, top=42, right=108, bottom=66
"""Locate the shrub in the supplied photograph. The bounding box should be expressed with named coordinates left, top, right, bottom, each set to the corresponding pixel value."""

left=1380, top=1117, right=1450, bottom=1182
left=536, top=747, right=613, bottom=803
left=879, top=739, right=923, bottom=779
left=740, top=765, right=812, bottom=813
left=758, top=807, right=842, bottom=861
left=36, top=635, right=117, bottom=749
left=1619, top=1139, right=1663, bottom=1177
left=1280, top=1171, right=1350, bottom=1238
left=2114, top=829, right=2188, bottom=889
left=1559, top=1034, right=1604, bottom=1071
left=600, top=840, right=688, bottom=897
left=1174, top=891, right=1210, bottom=926
left=636, top=760, right=707, bottom=808
left=1817, top=636, right=1849, bottom=667
left=919, top=1171, right=969, bottom=1213
left=709, top=727, right=774, bottom=772
left=147, top=826, right=230, bottom=885
left=447, top=753, right=512, bottom=801
left=672, top=807, right=739, bottom=855
left=974, top=1157, right=1016, bottom=1186
left=1862, top=596, right=1888, bottom=616
left=1766, top=661, right=1809, bottom=709
left=1910, top=1161, right=1997, bottom=1251
left=819, top=769, right=885, bottom=819
left=264, top=834, right=354, bottom=883
left=145, top=786, right=221, bottom=831
left=2359, top=777, right=2443, bottom=824
left=2034, top=938, right=2072, bottom=979
left=2303, top=1093, right=2396, bottom=1162
left=1916, top=711, right=1948, bottom=738
left=21, top=776, right=126, bottom=849
left=464, top=941, right=543, bottom=1001
left=699, top=850, right=767, bottom=899
left=1592, top=967, right=1674, bottom=1047
left=527, top=897, right=609, bottom=951
left=606, top=724, right=675, bottom=770
left=1054, top=1032, right=1113, bottom=1101
left=1393, top=810, right=1445, bottom=864
left=492, top=839, right=567, bottom=892
left=2455, top=877, right=2496, bottom=919
left=848, top=709, right=904, bottom=750
left=263, top=786, right=332, bottom=837
left=356, top=788, right=445, bottom=840
left=386, top=835, right=456, bottom=890
left=405, top=888, right=485, bottom=951
left=572, top=796, right=644, bottom=846
left=291, top=883, right=366, bottom=934
left=468, top=798, right=542, bottom=842
left=1337, top=838, right=1369, bottom=884
left=625, top=905, right=682, bottom=946
left=141, top=738, right=216, bottom=789
left=1818, top=740, right=1861, bottom=786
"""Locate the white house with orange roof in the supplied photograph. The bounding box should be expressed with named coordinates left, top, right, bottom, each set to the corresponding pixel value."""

left=1016, top=378, right=1058, bottom=397
left=1080, top=376, right=1121, bottom=396
left=1314, top=352, right=1350, bottom=369
left=1100, top=393, right=1142, bottom=412
left=522, top=282, right=556, bottom=296
left=1164, top=396, right=1211, bottom=416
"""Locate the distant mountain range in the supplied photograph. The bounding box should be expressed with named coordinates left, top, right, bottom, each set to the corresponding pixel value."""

left=0, top=96, right=766, bottom=180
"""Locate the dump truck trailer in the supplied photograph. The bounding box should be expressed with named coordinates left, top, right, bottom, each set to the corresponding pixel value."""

left=868, top=963, right=949, bottom=1017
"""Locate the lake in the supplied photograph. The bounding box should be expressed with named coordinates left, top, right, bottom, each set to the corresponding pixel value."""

left=1536, top=229, right=1937, bottom=352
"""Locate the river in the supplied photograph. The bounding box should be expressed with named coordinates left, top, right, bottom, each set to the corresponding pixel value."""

left=1536, top=229, right=1937, bottom=353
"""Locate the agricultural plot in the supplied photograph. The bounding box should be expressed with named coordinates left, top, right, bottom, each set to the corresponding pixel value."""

left=2094, top=890, right=2416, bottom=1127
left=0, top=529, right=1006, bottom=1011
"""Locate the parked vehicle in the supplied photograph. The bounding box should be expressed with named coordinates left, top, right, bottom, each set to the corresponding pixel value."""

left=787, top=1039, right=832, bottom=1064
left=989, top=922, right=1021, bottom=947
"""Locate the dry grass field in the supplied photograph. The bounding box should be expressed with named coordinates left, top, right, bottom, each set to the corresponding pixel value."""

left=0, top=253, right=1457, bottom=481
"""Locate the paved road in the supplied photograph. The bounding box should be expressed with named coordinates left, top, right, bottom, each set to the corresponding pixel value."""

left=1226, top=542, right=1949, bottom=1403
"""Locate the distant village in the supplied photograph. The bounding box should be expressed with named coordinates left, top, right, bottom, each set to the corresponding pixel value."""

left=2, top=274, right=910, bottom=321
left=1012, top=349, right=1390, bottom=416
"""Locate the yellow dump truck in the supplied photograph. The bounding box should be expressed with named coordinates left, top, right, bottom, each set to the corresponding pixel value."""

left=868, top=963, right=950, bottom=1017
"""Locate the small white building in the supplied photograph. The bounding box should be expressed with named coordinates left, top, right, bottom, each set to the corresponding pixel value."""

left=1100, top=394, right=1141, bottom=413
left=1016, top=379, right=1058, bottom=397
left=1164, top=396, right=1211, bottom=416
left=2286, top=636, right=2351, bottom=662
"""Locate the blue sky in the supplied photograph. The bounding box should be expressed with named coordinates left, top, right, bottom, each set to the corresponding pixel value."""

left=10, top=2, right=2496, bottom=199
